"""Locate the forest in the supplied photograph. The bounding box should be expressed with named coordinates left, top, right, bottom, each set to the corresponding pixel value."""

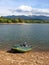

left=0, top=17, right=49, bottom=23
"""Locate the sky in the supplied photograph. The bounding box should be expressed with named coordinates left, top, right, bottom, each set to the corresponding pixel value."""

left=0, top=0, right=49, bottom=16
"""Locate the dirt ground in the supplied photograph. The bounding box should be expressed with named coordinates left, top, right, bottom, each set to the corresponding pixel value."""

left=0, top=50, right=49, bottom=65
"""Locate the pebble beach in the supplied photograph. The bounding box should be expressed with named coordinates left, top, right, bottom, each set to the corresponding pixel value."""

left=0, top=50, right=49, bottom=65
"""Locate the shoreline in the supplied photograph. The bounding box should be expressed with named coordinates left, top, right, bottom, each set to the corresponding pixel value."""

left=0, top=23, right=26, bottom=24
left=0, top=50, right=49, bottom=65
left=0, top=23, right=49, bottom=25
left=0, top=23, right=35, bottom=24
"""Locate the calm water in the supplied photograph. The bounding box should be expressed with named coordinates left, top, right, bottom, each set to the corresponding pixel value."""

left=0, top=24, right=49, bottom=51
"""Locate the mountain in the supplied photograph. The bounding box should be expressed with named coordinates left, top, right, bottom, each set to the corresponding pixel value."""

left=4, top=15, right=32, bottom=19
left=30, top=16, right=49, bottom=20
left=3, top=15, right=49, bottom=20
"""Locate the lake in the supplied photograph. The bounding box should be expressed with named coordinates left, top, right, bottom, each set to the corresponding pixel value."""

left=0, top=24, right=49, bottom=51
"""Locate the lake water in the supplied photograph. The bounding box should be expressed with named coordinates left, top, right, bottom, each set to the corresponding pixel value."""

left=0, top=24, right=49, bottom=51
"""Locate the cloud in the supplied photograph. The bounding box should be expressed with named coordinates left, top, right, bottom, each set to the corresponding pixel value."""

left=12, top=5, right=49, bottom=16
left=12, top=5, right=33, bottom=16
left=32, top=8, right=49, bottom=16
left=0, top=5, right=49, bottom=16
left=16, top=5, right=33, bottom=12
left=0, top=7, right=12, bottom=16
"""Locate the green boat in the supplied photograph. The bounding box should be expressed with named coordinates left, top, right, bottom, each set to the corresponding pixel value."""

left=11, top=43, right=32, bottom=53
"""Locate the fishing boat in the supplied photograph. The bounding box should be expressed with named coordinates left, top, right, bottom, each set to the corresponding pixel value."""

left=11, top=42, right=32, bottom=53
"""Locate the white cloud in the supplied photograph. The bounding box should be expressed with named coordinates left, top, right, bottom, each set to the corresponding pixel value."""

left=10, top=5, right=49, bottom=16
left=0, top=7, right=12, bottom=16
left=16, top=5, right=33, bottom=12
left=0, top=5, right=49, bottom=16
left=32, top=8, right=49, bottom=16
left=13, top=5, right=33, bottom=16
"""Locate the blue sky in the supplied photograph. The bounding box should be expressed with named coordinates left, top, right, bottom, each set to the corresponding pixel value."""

left=0, top=0, right=49, bottom=16
left=0, top=0, right=49, bottom=9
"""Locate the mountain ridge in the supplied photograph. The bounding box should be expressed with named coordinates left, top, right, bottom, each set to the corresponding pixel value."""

left=3, top=15, right=49, bottom=20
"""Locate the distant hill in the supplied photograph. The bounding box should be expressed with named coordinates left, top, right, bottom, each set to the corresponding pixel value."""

left=3, top=15, right=31, bottom=19
left=30, top=16, right=49, bottom=20
left=3, top=15, right=49, bottom=20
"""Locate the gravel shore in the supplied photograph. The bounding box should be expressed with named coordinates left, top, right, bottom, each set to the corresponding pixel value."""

left=0, top=50, right=49, bottom=65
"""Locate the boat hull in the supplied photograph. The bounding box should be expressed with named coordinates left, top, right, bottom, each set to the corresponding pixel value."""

left=11, top=45, right=32, bottom=53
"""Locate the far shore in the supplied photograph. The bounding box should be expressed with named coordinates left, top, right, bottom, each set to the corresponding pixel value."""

left=0, top=23, right=27, bottom=24
left=0, top=23, right=48, bottom=25
left=0, top=23, right=35, bottom=24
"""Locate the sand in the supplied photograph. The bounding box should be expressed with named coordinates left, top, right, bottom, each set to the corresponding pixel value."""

left=0, top=50, right=49, bottom=65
